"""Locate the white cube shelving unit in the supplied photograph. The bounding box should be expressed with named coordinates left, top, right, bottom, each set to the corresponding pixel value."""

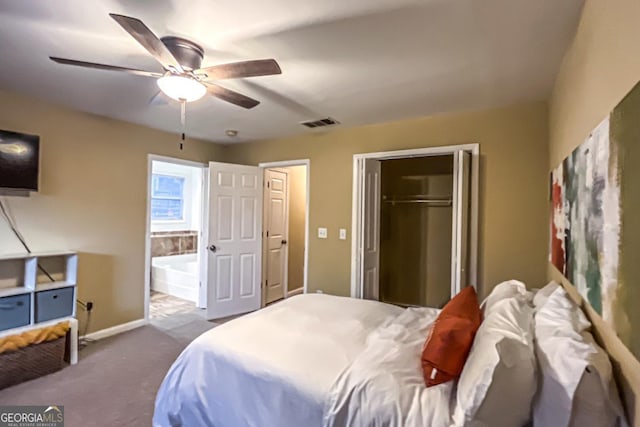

left=0, top=250, right=79, bottom=364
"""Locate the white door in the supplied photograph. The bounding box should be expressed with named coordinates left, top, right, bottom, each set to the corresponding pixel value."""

left=451, top=151, right=471, bottom=296
left=206, top=162, right=262, bottom=319
left=362, top=159, right=381, bottom=300
left=263, top=168, right=289, bottom=304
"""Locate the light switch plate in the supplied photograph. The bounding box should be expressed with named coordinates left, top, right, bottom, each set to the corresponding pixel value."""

left=339, top=228, right=347, bottom=240
left=318, top=227, right=328, bottom=239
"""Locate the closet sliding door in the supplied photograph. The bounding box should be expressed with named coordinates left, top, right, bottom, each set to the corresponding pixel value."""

left=451, top=151, right=471, bottom=296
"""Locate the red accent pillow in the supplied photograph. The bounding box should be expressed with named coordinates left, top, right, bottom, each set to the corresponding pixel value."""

left=421, top=286, right=482, bottom=387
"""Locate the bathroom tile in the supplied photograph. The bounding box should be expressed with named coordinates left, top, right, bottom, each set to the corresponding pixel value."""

left=151, top=237, right=165, bottom=257
left=181, top=235, right=197, bottom=254
left=168, top=236, right=180, bottom=255
left=151, top=231, right=200, bottom=256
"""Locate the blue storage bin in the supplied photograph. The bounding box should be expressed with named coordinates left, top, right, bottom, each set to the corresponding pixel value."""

left=35, top=287, right=74, bottom=323
left=0, top=293, right=31, bottom=331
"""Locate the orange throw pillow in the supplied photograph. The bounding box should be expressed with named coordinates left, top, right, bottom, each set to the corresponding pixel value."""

left=421, top=286, right=482, bottom=387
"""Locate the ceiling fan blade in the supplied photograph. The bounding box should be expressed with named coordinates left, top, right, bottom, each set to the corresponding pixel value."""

left=50, top=57, right=163, bottom=78
left=196, top=59, right=281, bottom=80
left=206, top=83, right=260, bottom=109
left=109, top=13, right=183, bottom=73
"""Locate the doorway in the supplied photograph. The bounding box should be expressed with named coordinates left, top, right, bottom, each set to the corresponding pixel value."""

left=144, top=156, right=207, bottom=327
left=350, top=145, right=479, bottom=306
left=204, top=160, right=310, bottom=320
left=262, top=164, right=308, bottom=305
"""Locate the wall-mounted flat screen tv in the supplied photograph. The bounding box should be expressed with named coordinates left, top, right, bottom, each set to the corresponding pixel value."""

left=0, top=129, right=40, bottom=191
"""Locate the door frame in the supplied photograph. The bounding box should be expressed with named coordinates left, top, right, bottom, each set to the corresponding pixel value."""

left=350, top=144, right=480, bottom=299
left=258, top=159, right=311, bottom=302
left=143, top=154, right=208, bottom=322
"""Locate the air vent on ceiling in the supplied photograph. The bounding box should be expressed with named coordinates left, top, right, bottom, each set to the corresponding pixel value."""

left=300, top=117, right=340, bottom=128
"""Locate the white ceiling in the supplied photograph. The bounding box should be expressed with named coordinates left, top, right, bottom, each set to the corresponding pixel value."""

left=0, top=0, right=584, bottom=143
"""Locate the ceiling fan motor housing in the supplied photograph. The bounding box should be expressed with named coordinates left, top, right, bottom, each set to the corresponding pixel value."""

left=160, top=36, right=204, bottom=71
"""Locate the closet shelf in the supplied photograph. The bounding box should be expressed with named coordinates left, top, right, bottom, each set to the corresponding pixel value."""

left=383, top=195, right=452, bottom=206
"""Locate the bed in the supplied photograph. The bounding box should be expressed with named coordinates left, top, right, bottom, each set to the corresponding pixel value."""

left=153, top=293, right=454, bottom=427
left=154, top=284, right=629, bottom=427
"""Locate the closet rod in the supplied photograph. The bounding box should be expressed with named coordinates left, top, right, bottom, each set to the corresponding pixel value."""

left=383, top=194, right=450, bottom=200
left=384, top=200, right=452, bottom=206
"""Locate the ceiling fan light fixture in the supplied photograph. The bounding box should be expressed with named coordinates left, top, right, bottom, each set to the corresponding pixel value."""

left=157, top=74, right=206, bottom=102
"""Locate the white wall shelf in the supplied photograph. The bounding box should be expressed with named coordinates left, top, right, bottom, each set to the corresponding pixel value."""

left=0, top=250, right=76, bottom=261
left=0, top=250, right=78, bottom=364
left=0, top=286, right=32, bottom=298
left=35, top=281, right=76, bottom=292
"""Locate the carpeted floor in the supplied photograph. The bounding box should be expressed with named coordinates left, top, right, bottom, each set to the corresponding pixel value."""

left=0, top=322, right=217, bottom=427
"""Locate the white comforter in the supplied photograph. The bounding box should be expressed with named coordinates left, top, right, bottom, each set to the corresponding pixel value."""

left=153, top=294, right=454, bottom=427
left=323, top=307, right=454, bottom=427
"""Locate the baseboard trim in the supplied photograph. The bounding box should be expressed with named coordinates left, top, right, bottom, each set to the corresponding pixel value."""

left=82, top=318, right=148, bottom=341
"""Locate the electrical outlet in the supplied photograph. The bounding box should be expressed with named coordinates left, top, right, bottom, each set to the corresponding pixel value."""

left=339, top=228, right=347, bottom=240
left=318, top=227, right=328, bottom=239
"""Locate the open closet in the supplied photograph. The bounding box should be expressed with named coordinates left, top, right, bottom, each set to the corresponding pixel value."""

left=353, top=146, right=476, bottom=308
left=380, top=156, right=455, bottom=307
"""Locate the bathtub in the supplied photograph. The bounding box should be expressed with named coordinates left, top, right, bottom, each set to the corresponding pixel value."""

left=151, top=254, right=199, bottom=303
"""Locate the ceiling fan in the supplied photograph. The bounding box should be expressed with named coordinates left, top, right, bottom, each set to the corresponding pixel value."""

left=49, top=13, right=282, bottom=109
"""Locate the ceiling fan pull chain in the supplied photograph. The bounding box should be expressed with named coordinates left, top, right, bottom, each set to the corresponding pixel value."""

left=180, top=99, right=186, bottom=151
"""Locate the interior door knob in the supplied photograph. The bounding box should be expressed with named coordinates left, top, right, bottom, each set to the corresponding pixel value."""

left=281, top=240, right=287, bottom=245
left=208, top=244, right=217, bottom=253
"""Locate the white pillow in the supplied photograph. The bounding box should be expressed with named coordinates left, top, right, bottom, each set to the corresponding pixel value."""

left=532, top=280, right=561, bottom=309
left=453, top=282, right=537, bottom=427
left=535, top=284, right=591, bottom=333
left=533, top=286, right=626, bottom=427
left=481, top=280, right=532, bottom=315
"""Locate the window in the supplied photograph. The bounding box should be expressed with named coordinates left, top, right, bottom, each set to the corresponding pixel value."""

left=151, top=174, right=185, bottom=221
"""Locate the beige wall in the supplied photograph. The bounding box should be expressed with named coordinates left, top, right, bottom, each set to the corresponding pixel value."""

left=549, top=0, right=640, bottom=424
left=0, top=89, right=222, bottom=334
left=225, top=101, right=550, bottom=298
left=286, top=165, right=306, bottom=291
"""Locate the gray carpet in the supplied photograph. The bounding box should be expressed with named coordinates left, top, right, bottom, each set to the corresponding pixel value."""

left=0, top=320, right=218, bottom=427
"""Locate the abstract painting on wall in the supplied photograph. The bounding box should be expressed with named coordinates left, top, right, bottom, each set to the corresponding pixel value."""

left=551, top=81, right=640, bottom=359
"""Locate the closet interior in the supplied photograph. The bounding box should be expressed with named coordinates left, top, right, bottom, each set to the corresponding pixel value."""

left=379, top=155, right=455, bottom=308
